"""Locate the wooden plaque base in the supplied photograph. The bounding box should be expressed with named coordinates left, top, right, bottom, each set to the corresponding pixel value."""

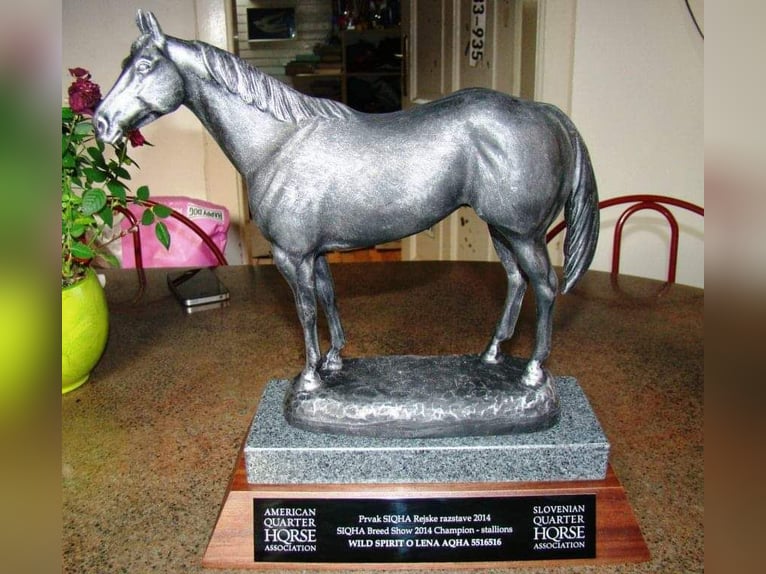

left=202, top=449, right=649, bottom=570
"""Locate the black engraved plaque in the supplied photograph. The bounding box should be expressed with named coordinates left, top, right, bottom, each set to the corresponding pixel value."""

left=253, top=494, right=596, bottom=563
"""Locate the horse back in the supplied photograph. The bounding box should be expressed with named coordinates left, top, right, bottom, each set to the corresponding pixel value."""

left=252, top=88, right=578, bottom=250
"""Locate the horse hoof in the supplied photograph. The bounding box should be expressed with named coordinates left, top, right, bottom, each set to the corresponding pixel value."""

left=321, top=353, right=343, bottom=372
left=293, top=371, right=322, bottom=393
left=480, top=348, right=504, bottom=365
left=521, top=361, right=550, bottom=389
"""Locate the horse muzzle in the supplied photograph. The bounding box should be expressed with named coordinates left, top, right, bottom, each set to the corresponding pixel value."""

left=93, top=110, right=123, bottom=145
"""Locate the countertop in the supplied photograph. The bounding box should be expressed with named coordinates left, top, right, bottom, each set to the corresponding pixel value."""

left=62, top=262, right=703, bottom=573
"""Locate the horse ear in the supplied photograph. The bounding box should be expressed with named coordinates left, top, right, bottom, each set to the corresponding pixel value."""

left=136, top=9, right=165, bottom=46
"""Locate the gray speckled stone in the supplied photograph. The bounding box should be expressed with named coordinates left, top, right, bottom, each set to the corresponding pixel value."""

left=244, top=371, right=609, bottom=484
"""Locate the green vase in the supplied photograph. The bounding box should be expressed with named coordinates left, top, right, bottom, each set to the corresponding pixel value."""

left=62, top=269, right=109, bottom=394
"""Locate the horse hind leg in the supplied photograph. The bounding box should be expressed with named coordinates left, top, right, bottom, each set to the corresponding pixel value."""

left=272, top=246, right=323, bottom=392
left=315, top=255, right=345, bottom=371
left=510, top=237, right=559, bottom=388
left=481, top=227, right=527, bottom=365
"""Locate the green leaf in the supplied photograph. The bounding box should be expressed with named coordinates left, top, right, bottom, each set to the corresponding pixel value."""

left=68, top=175, right=85, bottom=190
left=70, top=242, right=95, bottom=259
left=106, top=177, right=125, bottom=190
left=73, top=120, right=94, bottom=136
left=62, top=152, right=76, bottom=169
left=82, top=188, right=107, bottom=215
left=73, top=216, right=95, bottom=226
left=140, top=209, right=155, bottom=226
left=69, top=224, right=87, bottom=239
left=83, top=167, right=107, bottom=183
left=62, top=107, right=75, bottom=121
left=99, top=205, right=114, bottom=227
left=107, top=183, right=127, bottom=204
left=62, top=136, right=73, bottom=155
left=136, top=185, right=150, bottom=202
left=155, top=221, right=171, bottom=250
left=110, top=165, right=131, bottom=180
left=152, top=204, right=173, bottom=219
left=87, top=146, right=105, bottom=165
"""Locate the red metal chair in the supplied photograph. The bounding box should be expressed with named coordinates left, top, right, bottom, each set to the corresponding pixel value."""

left=546, top=194, right=704, bottom=284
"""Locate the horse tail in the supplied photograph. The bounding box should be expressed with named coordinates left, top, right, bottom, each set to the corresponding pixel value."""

left=560, top=129, right=599, bottom=293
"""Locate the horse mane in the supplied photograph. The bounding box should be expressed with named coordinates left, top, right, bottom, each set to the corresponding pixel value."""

left=197, top=41, right=354, bottom=123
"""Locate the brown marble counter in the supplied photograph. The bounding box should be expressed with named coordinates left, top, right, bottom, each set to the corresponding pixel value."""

left=62, top=262, right=703, bottom=573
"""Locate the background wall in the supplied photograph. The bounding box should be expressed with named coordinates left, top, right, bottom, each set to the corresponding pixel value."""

left=567, top=0, right=704, bottom=286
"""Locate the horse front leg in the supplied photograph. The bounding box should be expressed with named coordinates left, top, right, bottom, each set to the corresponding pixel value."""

left=315, top=255, right=345, bottom=371
left=272, top=247, right=323, bottom=392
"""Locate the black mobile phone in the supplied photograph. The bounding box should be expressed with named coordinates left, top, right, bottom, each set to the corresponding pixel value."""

left=167, top=267, right=230, bottom=311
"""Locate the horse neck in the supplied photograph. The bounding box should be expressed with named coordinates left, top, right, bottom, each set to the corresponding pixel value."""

left=167, top=39, right=295, bottom=176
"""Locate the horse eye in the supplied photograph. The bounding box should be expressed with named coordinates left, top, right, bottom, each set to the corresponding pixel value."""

left=136, top=60, right=152, bottom=74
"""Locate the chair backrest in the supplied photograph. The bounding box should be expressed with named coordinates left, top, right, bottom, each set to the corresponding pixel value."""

left=546, top=194, right=704, bottom=283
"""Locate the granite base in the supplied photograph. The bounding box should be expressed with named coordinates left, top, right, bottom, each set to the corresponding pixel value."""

left=244, top=375, right=609, bottom=484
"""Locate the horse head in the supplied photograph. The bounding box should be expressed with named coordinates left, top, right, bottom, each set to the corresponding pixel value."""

left=94, top=10, right=185, bottom=145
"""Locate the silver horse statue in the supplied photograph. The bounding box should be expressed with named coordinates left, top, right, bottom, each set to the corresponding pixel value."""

left=95, top=11, right=599, bottom=395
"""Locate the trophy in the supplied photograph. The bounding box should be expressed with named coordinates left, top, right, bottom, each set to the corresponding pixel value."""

left=95, top=10, right=648, bottom=568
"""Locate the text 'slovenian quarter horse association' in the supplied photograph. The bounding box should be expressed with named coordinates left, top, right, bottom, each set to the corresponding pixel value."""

left=95, top=12, right=598, bottom=404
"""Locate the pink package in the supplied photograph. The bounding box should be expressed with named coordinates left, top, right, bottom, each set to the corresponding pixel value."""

left=120, top=196, right=229, bottom=268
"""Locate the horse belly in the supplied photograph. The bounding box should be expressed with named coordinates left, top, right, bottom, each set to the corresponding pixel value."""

left=324, top=174, right=462, bottom=248
left=351, top=194, right=456, bottom=246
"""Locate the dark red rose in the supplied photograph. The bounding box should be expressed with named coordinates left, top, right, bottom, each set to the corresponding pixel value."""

left=127, top=129, right=149, bottom=147
left=68, top=68, right=102, bottom=116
